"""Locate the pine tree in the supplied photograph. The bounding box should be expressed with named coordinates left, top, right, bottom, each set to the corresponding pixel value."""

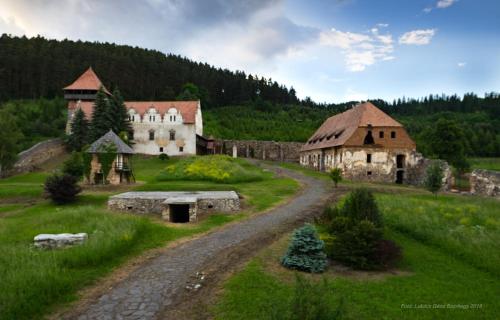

left=67, top=108, right=89, bottom=151
left=282, top=224, right=328, bottom=273
left=109, top=87, right=131, bottom=134
left=89, top=87, right=112, bottom=141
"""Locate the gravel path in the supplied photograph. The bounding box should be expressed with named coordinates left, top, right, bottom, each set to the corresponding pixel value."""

left=73, top=163, right=331, bottom=320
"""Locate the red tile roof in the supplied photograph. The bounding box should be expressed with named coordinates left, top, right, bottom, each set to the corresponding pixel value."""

left=68, top=100, right=199, bottom=124
left=301, top=102, right=403, bottom=151
left=64, top=67, right=111, bottom=95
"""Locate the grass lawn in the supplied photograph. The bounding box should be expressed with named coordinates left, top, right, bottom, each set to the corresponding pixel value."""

left=469, top=158, right=500, bottom=171
left=0, top=155, right=299, bottom=320
left=214, top=189, right=500, bottom=320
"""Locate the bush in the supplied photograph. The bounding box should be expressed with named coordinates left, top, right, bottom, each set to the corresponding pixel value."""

left=44, top=174, right=82, bottom=204
left=158, top=153, right=169, bottom=161
left=329, top=168, right=342, bottom=187
left=329, top=219, right=383, bottom=269
left=424, top=161, right=444, bottom=195
left=325, top=189, right=401, bottom=270
left=62, top=152, right=84, bottom=179
left=281, top=224, right=328, bottom=273
left=339, top=188, right=382, bottom=227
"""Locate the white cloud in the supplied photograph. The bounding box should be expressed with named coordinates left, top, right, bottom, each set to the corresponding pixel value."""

left=457, top=62, right=466, bottom=67
left=437, top=0, right=457, bottom=9
left=319, top=27, right=394, bottom=72
left=424, top=0, right=457, bottom=13
left=376, top=23, right=389, bottom=28
left=399, top=29, right=436, bottom=45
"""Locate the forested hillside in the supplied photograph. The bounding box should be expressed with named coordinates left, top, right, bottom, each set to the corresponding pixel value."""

left=0, top=34, right=499, bottom=159
left=0, top=34, right=298, bottom=106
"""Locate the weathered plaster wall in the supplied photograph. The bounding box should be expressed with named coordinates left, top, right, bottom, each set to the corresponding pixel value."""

left=3, top=138, right=66, bottom=177
left=470, top=170, right=500, bottom=198
left=300, top=147, right=452, bottom=189
left=214, top=139, right=303, bottom=162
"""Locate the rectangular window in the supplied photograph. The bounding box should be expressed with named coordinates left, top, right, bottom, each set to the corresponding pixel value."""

left=367, top=171, right=372, bottom=176
left=159, top=147, right=163, bottom=152
left=379, top=131, right=384, bottom=138
left=170, top=131, right=175, bottom=141
left=149, top=131, right=155, bottom=141
left=367, top=154, right=372, bottom=163
left=391, top=131, right=396, bottom=138
left=179, top=146, right=184, bottom=152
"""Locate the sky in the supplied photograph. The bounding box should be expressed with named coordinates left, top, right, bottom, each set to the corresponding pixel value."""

left=0, top=0, right=499, bottom=103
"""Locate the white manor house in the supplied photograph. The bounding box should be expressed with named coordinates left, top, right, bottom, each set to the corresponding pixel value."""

left=64, top=67, right=203, bottom=156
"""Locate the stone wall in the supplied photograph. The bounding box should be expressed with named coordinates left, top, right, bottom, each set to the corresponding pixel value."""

left=470, top=170, right=500, bottom=198
left=214, top=139, right=303, bottom=162
left=300, top=146, right=452, bottom=189
left=3, top=138, right=66, bottom=177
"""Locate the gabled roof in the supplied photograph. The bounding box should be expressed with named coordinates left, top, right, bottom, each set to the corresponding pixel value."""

left=301, top=102, right=403, bottom=151
left=68, top=100, right=200, bottom=124
left=64, top=67, right=111, bottom=94
left=88, top=130, right=135, bottom=154
left=126, top=101, right=199, bottom=124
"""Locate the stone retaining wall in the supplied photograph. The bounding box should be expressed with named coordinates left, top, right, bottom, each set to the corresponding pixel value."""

left=214, top=139, right=303, bottom=162
left=2, top=138, right=66, bottom=177
left=470, top=169, right=500, bottom=198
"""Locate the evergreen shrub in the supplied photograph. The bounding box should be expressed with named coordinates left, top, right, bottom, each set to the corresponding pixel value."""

left=44, top=174, right=82, bottom=204
left=62, top=152, right=84, bottom=179
left=326, top=188, right=401, bottom=270
left=158, top=153, right=169, bottom=161
left=281, top=224, right=328, bottom=273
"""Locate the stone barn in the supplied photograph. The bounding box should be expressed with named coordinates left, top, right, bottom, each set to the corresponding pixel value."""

left=300, top=102, right=423, bottom=184
left=87, top=130, right=135, bottom=185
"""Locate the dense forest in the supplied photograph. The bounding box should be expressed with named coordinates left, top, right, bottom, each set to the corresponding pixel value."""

left=0, top=34, right=299, bottom=106
left=0, top=34, right=499, bottom=162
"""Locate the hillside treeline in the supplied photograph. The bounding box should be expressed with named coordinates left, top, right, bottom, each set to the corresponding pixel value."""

left=0, top=34, right=299, bottom=106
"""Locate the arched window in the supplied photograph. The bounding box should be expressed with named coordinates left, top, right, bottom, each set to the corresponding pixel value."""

left=363, top=131, right=375, bottom=145
left=169, top=130, right=176, bottom=141
left=149, top=130, right=155, bottom=141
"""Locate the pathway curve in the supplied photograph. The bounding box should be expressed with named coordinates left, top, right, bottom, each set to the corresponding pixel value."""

left=72, top=163, right=332, bottom=320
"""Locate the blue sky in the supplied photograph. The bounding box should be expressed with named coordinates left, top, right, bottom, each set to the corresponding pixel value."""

left=0, top=0, right=499, bottom=102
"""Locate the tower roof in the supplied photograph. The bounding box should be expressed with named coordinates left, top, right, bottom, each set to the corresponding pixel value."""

left=64, top=67, right=111, bottom=94
left=88, top=130, right=135, bottom=154
left=301, top=102, right=404, bottom=151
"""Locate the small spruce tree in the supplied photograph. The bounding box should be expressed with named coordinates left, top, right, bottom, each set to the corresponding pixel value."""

left=281, top=224, right=328, bottom=273
left=90, top=87, right=112, bottom=141
left=329, top=168, right=342, bottom=187
left=44, top=173, right=82, bottom=204
left=424, top=161, right=444, bottom=196
left=110, top=87, right=132, bottom=134
left=67, top=108, right=89, bottom=151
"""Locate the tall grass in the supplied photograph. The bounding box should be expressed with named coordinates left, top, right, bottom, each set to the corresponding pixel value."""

left=377, top=193, right=500, bottom=277
left=157, top=155, right=270, bottom=183
left=215, top=261, right=342, bottom=320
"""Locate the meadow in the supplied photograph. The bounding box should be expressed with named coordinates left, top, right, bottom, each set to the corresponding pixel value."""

left=214, top=169, right=500, bottom=320
left=0, top=155, right=299, bottom=320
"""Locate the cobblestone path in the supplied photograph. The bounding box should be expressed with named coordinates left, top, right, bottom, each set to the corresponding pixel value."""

left=73, top=164, right=331, bottom=320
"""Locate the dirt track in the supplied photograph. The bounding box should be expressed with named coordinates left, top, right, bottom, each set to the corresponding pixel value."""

left=65, top=163, right=338, bottom=320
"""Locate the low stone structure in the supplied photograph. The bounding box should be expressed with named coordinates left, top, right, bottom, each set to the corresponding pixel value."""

left=470, top=169, right=500, bottom=198
left=34, top=233, right=88, bottom=249
left=108, top=191, right=240, bottom=222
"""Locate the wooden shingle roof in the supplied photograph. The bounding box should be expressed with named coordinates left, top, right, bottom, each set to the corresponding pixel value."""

left=301, top=102, right=403, bottom=151
left=88, top=130, right=135, bottom=154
